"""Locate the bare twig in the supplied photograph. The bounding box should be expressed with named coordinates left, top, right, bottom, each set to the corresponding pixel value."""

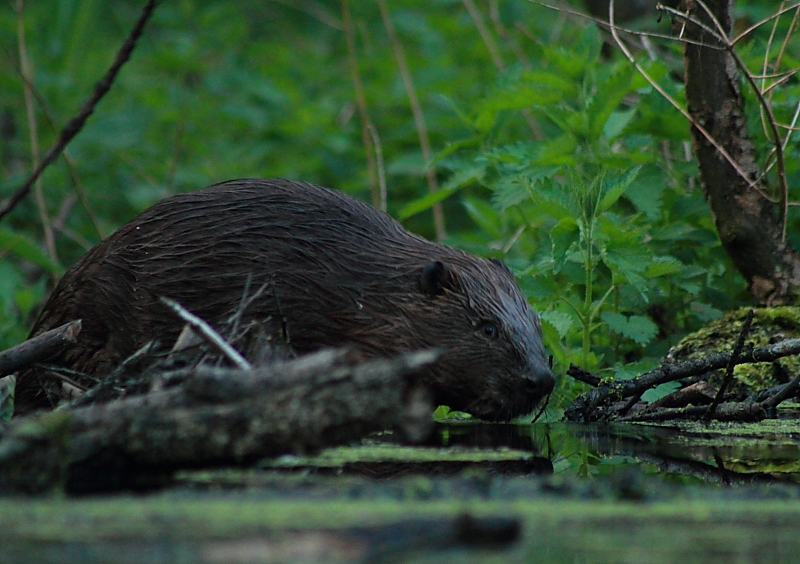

left=705, top=309, right=754, bottom=419
left=489, top=0, right=532, bottom=68
left=368, top=123, right=388, bottom=212
left=566, top=364, right=601, bottom=387
left=772, top=4, right=800, bottom=76
left=160, top=297, right=251, bottom=370
left=662, top=2, right=790, bottom=237
left=607, top=1, right=763, bottom=199
left=731, top=2, right=800, bottom=45
left=15, top=0, right=56, bottom=261
left=566, top=336, right=800, bottom=422
left=0, top=320, right=82, bottom=377
left=618, top=401, right=765, bottom=423
left=617, top=388, right=645, bottom=417
left=4, top=61, right=105, bottom=239
left=461, top=0, right=505, bottom=68
left=375, top=0, right=446, bottom=240
left=530, top=0, right=721, bottom=49
left=342, top=0, right=379, bottom=207
left=462, top=0, right=541, bottom=136
left=760, top=370, right=800, bottom=410
left=62, top=341, right=158, bottom=410
left=267, top=0, right=343, bottom=29
left=0, top=0, right=160, bottom=221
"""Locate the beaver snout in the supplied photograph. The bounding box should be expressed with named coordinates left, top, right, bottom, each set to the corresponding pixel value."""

left=526, top=364, right=556, bottom=400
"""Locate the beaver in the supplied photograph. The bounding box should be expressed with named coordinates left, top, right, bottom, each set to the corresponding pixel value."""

left=14, top=179, right=554, bottom=419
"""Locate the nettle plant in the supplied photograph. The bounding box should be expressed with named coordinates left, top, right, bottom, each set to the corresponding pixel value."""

left=428, top=25, right=747, bottom=407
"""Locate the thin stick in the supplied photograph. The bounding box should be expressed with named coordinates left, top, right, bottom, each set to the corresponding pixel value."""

left=342, top=0, right=379, bottom=207
left=731, top=2, right=800, bottom=45
left=662, top=2, right=790, bottom=237
left=0, top=320, right=82, bottom=376
left=6, top=63, right=106, bottom=238
left=607, top=1, right=763, bottom=198
left=461, top=0, right=505, bottom=69
left=368, top=123, right=388, bottom=212
left=375, top=0, right=446, bottom=240
left=160, top=297, right=251, bottom=371
left=16, top=0, right=56, bottom=260
left=568, top=335, right=800, bottom=421
left=704, top=309, right=754, bottom=419
left=0, top=0, right=160, bottom=221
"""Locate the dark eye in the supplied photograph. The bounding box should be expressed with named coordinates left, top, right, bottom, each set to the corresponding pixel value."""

left=481, top=322, right=498, bottom=339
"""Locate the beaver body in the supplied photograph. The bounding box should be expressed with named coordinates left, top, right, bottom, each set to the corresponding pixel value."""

left=15, top=179, right=554, bottom=419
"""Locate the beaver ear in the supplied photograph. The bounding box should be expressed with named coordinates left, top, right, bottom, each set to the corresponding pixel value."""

left=420, top=261, right=454, bottom=296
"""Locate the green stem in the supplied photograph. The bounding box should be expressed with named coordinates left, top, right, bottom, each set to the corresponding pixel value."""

left=582, top=221, right=594, bottom=366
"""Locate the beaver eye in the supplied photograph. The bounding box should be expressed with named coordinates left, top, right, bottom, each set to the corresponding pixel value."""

left=480, top=322, right=498, bottom=339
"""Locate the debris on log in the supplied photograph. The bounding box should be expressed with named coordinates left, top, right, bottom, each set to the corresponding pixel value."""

left=566, top=308, right=800, bottom=423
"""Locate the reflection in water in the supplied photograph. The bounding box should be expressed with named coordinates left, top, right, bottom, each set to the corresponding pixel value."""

left=435, top=421, right=800, bottom=485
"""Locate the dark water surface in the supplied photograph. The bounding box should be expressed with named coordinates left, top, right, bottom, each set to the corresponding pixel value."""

left=396, top=419, right=800, bottom=486
left=4, top=420, right=800, bottom=564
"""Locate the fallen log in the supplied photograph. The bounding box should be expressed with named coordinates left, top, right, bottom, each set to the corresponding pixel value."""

left=0, top=348, right=437, bottom=494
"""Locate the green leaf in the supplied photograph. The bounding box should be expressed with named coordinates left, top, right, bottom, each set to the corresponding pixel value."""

left=611, top=358, right=659, bottom=380
left=550, top=217, right=580, bottom=273
left=492, top=176, right=529, bottom=211
left=397, top=186, right=460, bottom=220
left=0, top=228, right=62, bottom=275
left=432, top=405, right=472, bottom=420
left=587, top=62, right=634, bottom=138
left=602, top=248, right=650, bottom=301
left=527, top=178, right=580, bottom=220
left=645, top=256, right=684, bottom=278
left=690, top=301, right=724, bottom=323
left=540, top=310, right=574, bottom=339
left=482, top=70, right=575, bottom=113
left=603, top=108, right=637, bottom=140
left=601, top=312, right=658, bottom=345
left=598, top=167, right=641, bottom=214
left=625, top=165, right=666, bottom=220
left=641, top=381, right=681, bottom=403
left=462, top=197, right=501, bottom=238
left=491, top=167, right=560, bottom=211
left=438, top=94, right=478, bottom=131
left=440, top=164, right=485, bottom=191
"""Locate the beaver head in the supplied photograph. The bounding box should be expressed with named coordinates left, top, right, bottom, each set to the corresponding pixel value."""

left=411, top=258, right=554, bottom=420
left=14, top=179, right=555, bottom=420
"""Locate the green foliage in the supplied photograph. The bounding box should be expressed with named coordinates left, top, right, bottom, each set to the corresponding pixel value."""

left=0, top=1, right=795, bottom=414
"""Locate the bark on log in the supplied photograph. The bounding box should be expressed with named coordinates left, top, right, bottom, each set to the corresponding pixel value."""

left=679, top=0, right=800, bottom=305
left=0, top=349, right=436, bottom=494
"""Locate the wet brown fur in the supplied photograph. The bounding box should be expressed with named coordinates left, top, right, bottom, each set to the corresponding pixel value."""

left=15, top=179, right=554, bottom=419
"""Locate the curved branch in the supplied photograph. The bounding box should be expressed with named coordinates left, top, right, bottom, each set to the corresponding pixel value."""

left=0, top=0, right=161, bottom=222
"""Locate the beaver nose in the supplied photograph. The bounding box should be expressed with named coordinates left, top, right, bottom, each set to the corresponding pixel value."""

left=528, top=365, right=555, bottom=398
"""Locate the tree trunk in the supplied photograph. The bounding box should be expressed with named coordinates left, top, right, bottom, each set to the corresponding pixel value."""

left=679, top=0, right=800, bottom=305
